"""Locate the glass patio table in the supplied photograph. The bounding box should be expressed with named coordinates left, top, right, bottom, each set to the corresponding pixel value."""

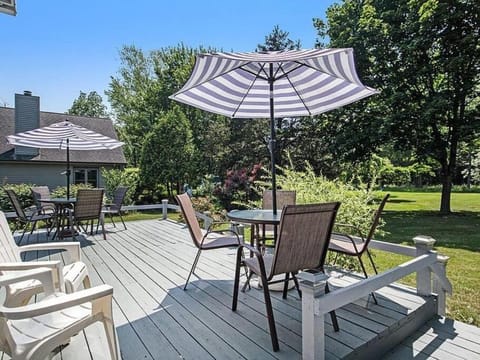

left=226, top=209, right=282, bottom=249
left=39, top=198, right=77, bottom=239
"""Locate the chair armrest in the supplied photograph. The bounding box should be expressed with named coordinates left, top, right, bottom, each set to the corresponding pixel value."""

left=202, top=228, right=243, bottom=245
left=18, top=242, right=81, bottom=262
left=1, top=285, right=113, bottom=320
left=238, top=243, right=262, bottom=257
left=334, top=223, right=365, bottom=242
left=0, top=261, right=61, bottom=271
left=0, top=267, right=55, bottom=297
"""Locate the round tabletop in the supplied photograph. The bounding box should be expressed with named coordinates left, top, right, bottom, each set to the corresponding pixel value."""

left=39, top=198, right=76, bottom=204
left=226, top=209, right=281, bottom=225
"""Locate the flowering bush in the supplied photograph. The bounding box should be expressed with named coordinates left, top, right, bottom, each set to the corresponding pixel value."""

left=213, top=163, right=262, bottom=210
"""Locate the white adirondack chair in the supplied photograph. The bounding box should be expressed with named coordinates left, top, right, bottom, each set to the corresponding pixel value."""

left=0, top=267, right=119, bottom=360
left=0, top=211, right=91, bottom=306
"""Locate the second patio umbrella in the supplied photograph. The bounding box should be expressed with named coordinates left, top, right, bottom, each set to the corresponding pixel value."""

left=170, top=48, right=378, bottom=213
left=7, top=119, right=124, bottom=199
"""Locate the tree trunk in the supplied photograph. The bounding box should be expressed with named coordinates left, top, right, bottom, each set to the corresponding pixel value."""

left=440, top=172, right=452, bottom=214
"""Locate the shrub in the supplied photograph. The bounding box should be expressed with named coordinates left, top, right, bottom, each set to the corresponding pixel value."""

left=101, top=167, right=139, bottom=205
left=0, top=183, right=35, bottom=211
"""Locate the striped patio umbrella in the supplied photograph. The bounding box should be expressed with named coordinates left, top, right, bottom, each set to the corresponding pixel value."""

left=170, top=49, right=378, bottom=213
left=7, top=120, right=124, bottom=199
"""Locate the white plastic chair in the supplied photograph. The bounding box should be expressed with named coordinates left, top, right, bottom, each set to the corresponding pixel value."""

left=0, top=211, right=91, bottom=307
left=0, top=267, right=119, bottom=360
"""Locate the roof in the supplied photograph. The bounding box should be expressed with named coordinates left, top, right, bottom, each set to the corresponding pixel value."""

left=0, top=107, right=126, bottom=165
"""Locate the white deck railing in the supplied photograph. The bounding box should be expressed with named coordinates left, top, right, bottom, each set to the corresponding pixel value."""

left=297, top=236, right=452, bottom=360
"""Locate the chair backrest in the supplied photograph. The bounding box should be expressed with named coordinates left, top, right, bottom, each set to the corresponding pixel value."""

left=262, top=190, right=296, bottom=232
left=4, top=189, right=27, bottom=221
left=365, top=193, right=390, bottom=243
left=271, top=202, right=340, bottom=277
left=175, top=193, right=203, bottom=248
left=74, top=189, right=104, bottom=221
left=262, top=190, right=296, bottom=210
left=31, top=186, right=53, bottom=210
left=0, top=211, right=21, bottom=265
left=110, top=186, right=128, bottom=211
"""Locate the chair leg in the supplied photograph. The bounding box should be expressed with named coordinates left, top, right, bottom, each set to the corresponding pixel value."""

left=282, top=273, right=290, bottom=299
left=241, top=270, right=253, bottom=293
left=358, top=256, right=378, bottom=305
left=109, top=213, right=117, bottom=228
left=292, top=273, right=302, bottom=298
left=261, top=273, right=279, bottom=352
left=325, top=282, right=339, bottom=332
left=119, top=212, right=127, bottom=230
left=184, top=248, right=202, bottom=290
left=366, top=250, right=378, bottom=275
left=232, top=247, right=244, bottom=310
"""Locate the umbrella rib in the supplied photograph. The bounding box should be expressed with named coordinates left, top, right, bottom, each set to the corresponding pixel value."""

left=232, top=64, right=266, bottom=118
left=278, top=63, right=312, bottom=116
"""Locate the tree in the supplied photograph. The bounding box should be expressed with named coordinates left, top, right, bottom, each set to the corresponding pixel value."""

left=315, top=0, right=480, bottom=213
left=257, top=25, right=301, bottom=52
left=139, top=106, right=194, bottom=197
left=67, top=91, right=108, bottom=117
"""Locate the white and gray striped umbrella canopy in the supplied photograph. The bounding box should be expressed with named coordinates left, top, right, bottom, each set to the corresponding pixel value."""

left=7, top=120, right=123, bottom=198
left=170, top=49, right=378, bottom=213
left=170, top=48, right=378, bottom=118
left=7, top=120, right=124, bottom=150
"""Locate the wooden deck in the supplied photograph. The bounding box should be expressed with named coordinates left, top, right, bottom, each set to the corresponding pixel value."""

left=2, top=218, right=480, bottom=359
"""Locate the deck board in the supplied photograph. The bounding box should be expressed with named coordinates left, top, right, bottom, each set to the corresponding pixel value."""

left=2, top=218, right=479, bottom=359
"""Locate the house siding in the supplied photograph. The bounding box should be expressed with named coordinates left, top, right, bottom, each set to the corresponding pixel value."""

left=0, top=163, right=111, bottom=189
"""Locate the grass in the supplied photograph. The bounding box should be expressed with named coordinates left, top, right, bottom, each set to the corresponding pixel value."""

left=117, top=191, right=480, bottom=326
left=372, top=191, right=480, bottom=326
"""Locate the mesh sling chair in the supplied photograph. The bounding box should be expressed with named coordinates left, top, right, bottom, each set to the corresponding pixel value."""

left=0, top=267, right=119, bottom=360
left=0, top=210, right=91, bottom=307
left=69, top=189, right=106, bottom=240
left=102, top=186, right=128, bottom=230
left=232, top=202, right=341, bottom=352
left=259, top=190, right=296, bottom=247
left=328, top=193, right=390, bottom=304
left=175, top=192, right=243, bottom=290
left=30, top=186, right=56, bottom=215
left=4, top=189, right=54, bottom=243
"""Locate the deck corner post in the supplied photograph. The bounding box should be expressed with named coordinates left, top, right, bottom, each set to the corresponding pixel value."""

left=162, top=199, right=169, bottom=220
left=433, top=255, right=450, bottom=316
left=414, top=235, right=435, bottom=296
left=298, top=270, right=329, bottom=360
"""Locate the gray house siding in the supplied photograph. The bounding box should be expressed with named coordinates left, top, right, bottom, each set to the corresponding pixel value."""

left=0, top=163, right=116, bottom=190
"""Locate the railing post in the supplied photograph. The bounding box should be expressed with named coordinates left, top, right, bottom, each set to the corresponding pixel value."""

left=413, top=235, right=435, bottom=296
left=162, top=199, right=168, bottom=220
left=297, top=270, right=329, bottom=360
left=433, top=255, right=450, bottom=316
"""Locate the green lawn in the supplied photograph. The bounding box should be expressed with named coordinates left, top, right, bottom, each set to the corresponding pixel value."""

left=373, top=191, right=480, bottom=326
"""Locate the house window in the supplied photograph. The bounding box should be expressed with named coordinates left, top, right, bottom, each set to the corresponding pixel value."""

left=74, top=168, right=98, bottom=188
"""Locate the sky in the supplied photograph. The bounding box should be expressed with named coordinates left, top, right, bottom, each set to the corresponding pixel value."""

left=0, top=1, right=334, bottom=113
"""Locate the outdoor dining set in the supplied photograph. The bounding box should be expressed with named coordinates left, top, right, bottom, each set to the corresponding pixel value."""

left=4, top=185, right=129, bottom=243
left=176, top=190, right=390, bottom=352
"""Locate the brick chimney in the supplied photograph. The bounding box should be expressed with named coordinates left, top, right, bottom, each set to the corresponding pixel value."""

left=14, top=91, right=40, bottom=156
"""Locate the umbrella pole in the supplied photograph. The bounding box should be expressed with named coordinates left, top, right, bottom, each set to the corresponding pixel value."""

left=66, top=139, right=71, bottom=199
left=268, top=63, right=278, bottom=215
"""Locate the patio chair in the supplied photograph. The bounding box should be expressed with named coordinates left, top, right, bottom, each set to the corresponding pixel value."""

left=175, top=192, right=243, bottom=290
left=260, top=190, right=296, bottom=246
left=30, top=186, right=56, bottom=215
left=232, top=202, right=341, bottom=351
left=70, top=188, right=106, bottom=240
left=102, top=186, right=128, bottom=230
left=0, top=210, right=91, bottom=307
left=0, top=267, right=119, bottom=360
left=4, top=189, right=54, bottom=243
left=328, top=194, right=390, bottom=304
